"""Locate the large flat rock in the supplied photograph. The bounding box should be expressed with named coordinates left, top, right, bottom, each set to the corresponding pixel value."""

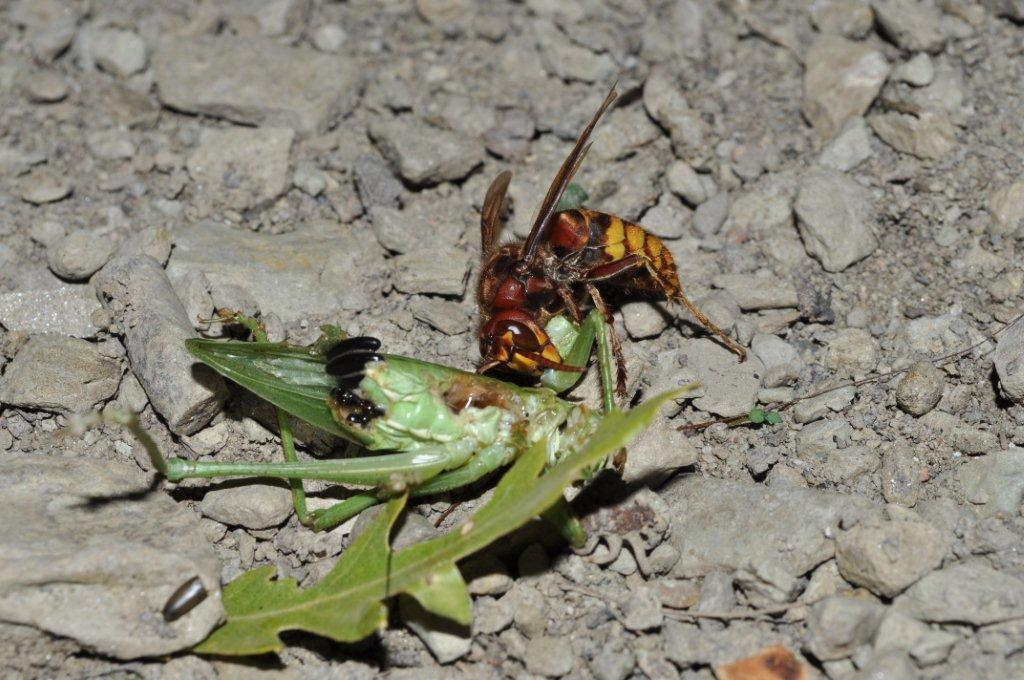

left=166, top=221, right=384, bottom=323
left=661, top=476, right=876, bottom=578
left=0, top=454, right=223, bottom=659
left=153, top=37, right=360, bottom=135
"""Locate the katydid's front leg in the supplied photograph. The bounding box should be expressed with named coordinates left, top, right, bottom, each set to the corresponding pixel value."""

left=541, top=310, right=616, bottom=414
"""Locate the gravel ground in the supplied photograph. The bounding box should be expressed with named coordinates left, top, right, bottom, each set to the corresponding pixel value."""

left=2, top=0, right=1024, bottom=678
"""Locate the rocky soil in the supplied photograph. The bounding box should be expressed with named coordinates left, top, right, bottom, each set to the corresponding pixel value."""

left=1, top=0, right=1024, bottom=677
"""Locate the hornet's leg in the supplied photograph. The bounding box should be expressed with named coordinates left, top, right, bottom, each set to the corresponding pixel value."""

left=584, top=256, right=747, bottom=362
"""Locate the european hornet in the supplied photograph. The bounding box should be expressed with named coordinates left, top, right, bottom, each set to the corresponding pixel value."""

left=475, top=85, right=747, bottom=395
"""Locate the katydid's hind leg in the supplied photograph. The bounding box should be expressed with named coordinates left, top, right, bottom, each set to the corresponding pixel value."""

left=309, top=493, right=382, bottom=532
left=586, top=284, right=627, bottom=398
left=277, top=409, right=313, bottom=527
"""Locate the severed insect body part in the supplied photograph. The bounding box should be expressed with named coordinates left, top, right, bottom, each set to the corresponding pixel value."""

left=162, top=576, right=208, bottom=622
left=155, top=320, right=619, bottom=534
left=476, top=85, right=746, bottom=397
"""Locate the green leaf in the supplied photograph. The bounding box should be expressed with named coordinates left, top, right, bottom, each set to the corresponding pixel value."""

left=195, top=491, right=404, bottom=655
left=186, top=338, right=369, bottom=445
left=556, top=182, right=588, bottom=211
left=765, top=411, right=782, bottom=425
left=196, top=389, right=680, bottom=655
left=747, top=408, right=766, bottom=424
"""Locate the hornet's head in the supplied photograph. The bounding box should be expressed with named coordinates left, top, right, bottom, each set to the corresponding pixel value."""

left=478, top=310, right=576, bottom=377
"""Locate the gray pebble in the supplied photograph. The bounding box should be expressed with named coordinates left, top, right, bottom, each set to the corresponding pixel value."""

left=186, top=127, right=294, bottom=211
left=793, top=386, right=857, bottom=424
left=796, top=419, right=853, bottom=459
left=872, top=0, right=946, bottom=53
left=692, top=191, right=729, bottom=236
left=369, top=118, right=483, bottom=187
left=590, top=647, right=635, bottom=680
left=85, top=129, right=135, bottom=161
left=751, top=333, right=800, bottom=370
left=711, top=274, right=799, bottom=311
left=47, top=230, right=119, bottom=281
left=879, top=447, right=921, bottom=506
left=621, top=585, right=663, bottom=631
left=897, top=561, right=1024, bottom=625
left=909, top=629, right=958, bottom=666
left=410, top=297, right=469, bottom=335
left=697, top=570, right=736, bottom=614
left=640, top=192, right=689, bottom=240
left=643, top=68, right=709, bottom=152
left=810, top=0, right=875, bottom=39
left=0, top=285, right=102, bottom=338
left=355, top=154, right=404, bottom=210
left=536, top=20, right=615, bottom=84
left=473, top=596, right=513, bottom=635
left=795, top=168, right=878, bottom=273
left=312, top=24, right=347, bottom=52
left=894, top=53, right=935, bottom=87
left=621, top=412, right=698, bottom=487
left=0, top=335, right=121, bottom=414
left=199, top=484, right=293, bottom=530
left=957, top=448, right=1024, bottom=518
left=24, top=69, right=68, bottom=103
left=0, top=455, right=222, bottom=658
left=988, top=179, right=1024, bottom=236
left=621, top=301, right=667, bottom=339
left=29, top=219, right=67, bottom=247
left=851, top=650, right=917, bottom=680
left=734, top=559, right=800, bottom=606
left=678, top=338, right=761, bottom=418
left=95, top=255, right=227, bottom=435
left=825, top=328, right=879, bottom=378
left=667, top=160, right=710, bottom=206
left=399, top=596, right=471, bottom=663
left=804, top=596, right=885, bottom=661
left=819, top=117, right=874, bottom=172
left=464, top=555, right=513, bottom=596
left=89, top=28, right=149, bottom=78
left=154, top=37, right=359, bottom=135
left=896, top=361, right=944, bottom=416
left=869, top=111, right=957, bottom=161
left=20, top=171, right=72, bottom=204
left=802, top=35, right=889, bottom=140
left=993, top=318, right=1024, bottom=404
left=392, top=251, right=470, bottom=297
left=523, top=636, right=574, bottom=677
left=836, top=517, right=947, bottom=597
left=292, top=162, right=327, bottom=197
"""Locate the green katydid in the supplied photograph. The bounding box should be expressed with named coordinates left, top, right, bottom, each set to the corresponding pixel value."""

left=142, top=302, right=632, bottom=538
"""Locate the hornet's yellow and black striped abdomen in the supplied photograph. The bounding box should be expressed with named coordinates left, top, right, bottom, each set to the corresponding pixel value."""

left=580, top=209, right=682, bottom=297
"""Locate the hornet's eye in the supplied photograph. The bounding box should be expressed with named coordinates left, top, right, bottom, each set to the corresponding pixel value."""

left=326, top=336, right=383, bottom=388
left=498, top=320, right=541, bottom=351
